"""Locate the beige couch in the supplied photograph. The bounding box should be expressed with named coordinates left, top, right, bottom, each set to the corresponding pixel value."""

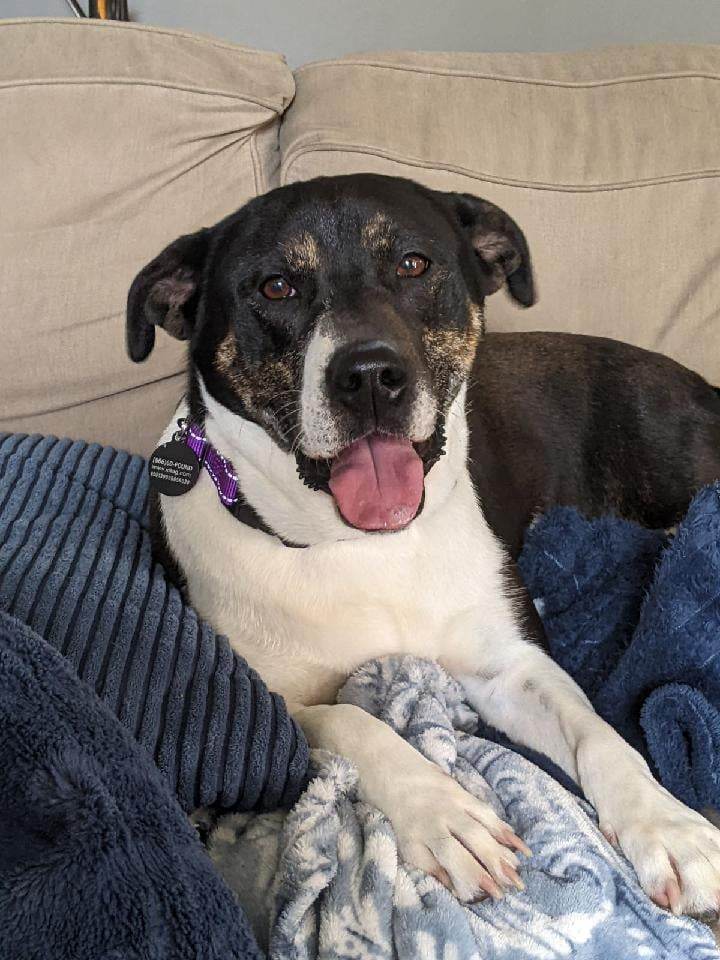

left=2, top=18, right=719, bottom=456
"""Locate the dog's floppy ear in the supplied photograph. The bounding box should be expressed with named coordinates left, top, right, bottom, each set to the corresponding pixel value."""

left=444, top=192, right=535, bottom=307
left=126, top=227, right=211, bottom=362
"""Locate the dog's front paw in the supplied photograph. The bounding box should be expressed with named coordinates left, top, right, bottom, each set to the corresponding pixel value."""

left=605, top=785, right=720, bottom=917
left=389, top=768, right=530, bottom=902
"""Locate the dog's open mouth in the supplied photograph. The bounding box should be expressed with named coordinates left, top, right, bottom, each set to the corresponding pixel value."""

left=295, top=420, right=448, bottom=532
left=328, top=434, right=424, bottom=531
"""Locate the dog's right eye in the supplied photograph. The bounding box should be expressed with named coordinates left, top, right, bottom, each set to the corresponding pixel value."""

left=260, top=276, right=297, bottom=300
left=397, top=253, right=430, bottom=278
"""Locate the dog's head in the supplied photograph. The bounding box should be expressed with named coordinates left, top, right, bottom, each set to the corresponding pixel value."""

left=127, top=175, right=533, bottom=535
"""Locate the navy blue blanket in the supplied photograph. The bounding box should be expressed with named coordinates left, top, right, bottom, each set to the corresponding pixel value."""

left=519, top=484, right=720, bottom=812
left=0, top=609, right=261, bottom=960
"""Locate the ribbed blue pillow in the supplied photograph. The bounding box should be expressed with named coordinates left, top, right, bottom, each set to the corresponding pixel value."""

left=0, top=432, right=308, bottom=812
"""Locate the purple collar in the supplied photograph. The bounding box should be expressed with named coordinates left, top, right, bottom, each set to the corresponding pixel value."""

left=183, top=421, right=239, bottom=507
left=179, top=418, right=307, bottom=548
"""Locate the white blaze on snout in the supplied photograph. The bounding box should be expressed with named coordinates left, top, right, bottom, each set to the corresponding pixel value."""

left=300, top=321, right=343, bottom=459
left=407, top=380, right=437, bottom=444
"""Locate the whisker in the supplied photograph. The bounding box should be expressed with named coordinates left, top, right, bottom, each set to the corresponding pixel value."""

left=274, top=400, right=301, bottom=420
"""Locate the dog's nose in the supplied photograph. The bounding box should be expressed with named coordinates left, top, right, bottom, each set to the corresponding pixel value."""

left=327, top=340, right=408, bottom=418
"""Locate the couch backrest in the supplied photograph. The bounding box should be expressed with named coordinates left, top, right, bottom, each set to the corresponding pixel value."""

left=3, top=27, right=720, bottom=456
left=281, top=45, right=720, bottom=383
left=0, top=18, right=294, bottom=456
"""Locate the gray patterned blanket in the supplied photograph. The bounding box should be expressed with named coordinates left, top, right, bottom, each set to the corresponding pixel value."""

left=207, top=657, right=719, bottom=960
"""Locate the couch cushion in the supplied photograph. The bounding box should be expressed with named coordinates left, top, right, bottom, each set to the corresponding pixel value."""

left=0, top=18, right=294, bottom=455
left=281, top=45, right=720, bottom=383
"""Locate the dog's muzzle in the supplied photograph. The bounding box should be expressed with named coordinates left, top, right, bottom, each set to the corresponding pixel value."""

left=297, top=333, right=449, bottom=532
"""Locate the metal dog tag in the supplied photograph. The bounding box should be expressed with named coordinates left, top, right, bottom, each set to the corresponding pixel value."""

left=148, top=437, right=200, bottom=497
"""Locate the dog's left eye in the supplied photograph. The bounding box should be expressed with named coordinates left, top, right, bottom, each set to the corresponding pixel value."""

left=260, top=276, right=297, bottom=300
left=397, top=253, right=429, bottom=278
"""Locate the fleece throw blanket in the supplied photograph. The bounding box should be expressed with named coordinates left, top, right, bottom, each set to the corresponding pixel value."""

left=519, top=484, right=720, bottom=813
left=0, top=432, right=308, bottom=812
left=208, top=656, right=719, bottom=960
left=0, top=609, right=262, bottom=960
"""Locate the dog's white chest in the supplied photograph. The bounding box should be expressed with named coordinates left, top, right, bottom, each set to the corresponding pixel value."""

left=161, top=469, right=514, bottom=705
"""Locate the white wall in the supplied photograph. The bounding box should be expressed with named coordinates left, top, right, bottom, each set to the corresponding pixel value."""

left=3, top=0, right=720, bottom=66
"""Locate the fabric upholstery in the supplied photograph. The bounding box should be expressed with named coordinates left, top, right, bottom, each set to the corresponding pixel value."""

left=0, top=18, right=294, bottom=455
left=281, top=45, right=720, bottom=382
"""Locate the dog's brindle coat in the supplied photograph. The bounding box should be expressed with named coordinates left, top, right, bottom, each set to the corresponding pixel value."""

left=128, top=174, right=720, bottom=913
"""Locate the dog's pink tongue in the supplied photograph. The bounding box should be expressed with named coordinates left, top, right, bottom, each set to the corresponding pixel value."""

left=329, top=435, right=424, bottom=531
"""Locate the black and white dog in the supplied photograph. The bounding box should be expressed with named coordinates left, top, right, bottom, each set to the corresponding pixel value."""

left=127, top=174, right=720, bottom=913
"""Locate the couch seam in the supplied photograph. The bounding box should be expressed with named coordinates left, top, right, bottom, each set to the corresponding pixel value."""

left=281, top=141, right=720, bottom=193
left=293, top=59, right=720, bottom=89
left=1, top=371, right=185, bottom=423
left=249, top=129, right=262, bottom=195
left=0, top=77, right=286, bottom=113
left=0, top=17, right=290, bottom=64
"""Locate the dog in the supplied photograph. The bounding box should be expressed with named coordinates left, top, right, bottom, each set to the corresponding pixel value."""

left=127, top=173, right=720, bottom=914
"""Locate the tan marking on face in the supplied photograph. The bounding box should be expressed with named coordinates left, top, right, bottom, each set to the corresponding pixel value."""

left=468, top=300, right=486, bottom=337
left=215, top=331, right=299, bottom=433
left=215, top=330, right=240, bottom=378
left=422, top=302, right=483, bottom=399
left=360, top=213, right=394, bottom=255
left=427, top=266, right=451, bottom=295
left=280, top=232, right=320, bottom=272
left=423, top=327, right=478, bottom=374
